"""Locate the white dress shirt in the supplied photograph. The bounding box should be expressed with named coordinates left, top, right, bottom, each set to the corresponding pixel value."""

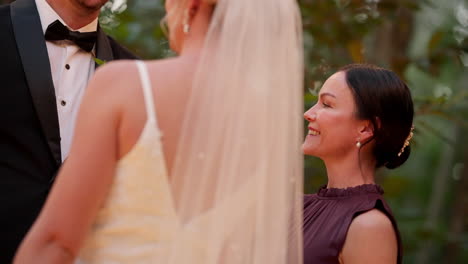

left=35, top=0, right=98, bottom=161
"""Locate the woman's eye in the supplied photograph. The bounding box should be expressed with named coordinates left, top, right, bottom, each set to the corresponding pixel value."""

left=322, top=102, right=331, bottom=108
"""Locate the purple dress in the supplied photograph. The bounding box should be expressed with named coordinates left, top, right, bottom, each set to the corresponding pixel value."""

left=303, top=184, right=403, bottom=264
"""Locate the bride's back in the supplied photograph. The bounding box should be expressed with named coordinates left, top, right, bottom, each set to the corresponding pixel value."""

left=76, top=59, right=196, bottom=263
left=112, top=57, right=198, bottom=176
left=112, top=0, right=214, bottom=175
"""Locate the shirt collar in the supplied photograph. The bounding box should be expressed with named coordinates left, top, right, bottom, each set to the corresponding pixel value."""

left=35, top=0, right=98, bottom=34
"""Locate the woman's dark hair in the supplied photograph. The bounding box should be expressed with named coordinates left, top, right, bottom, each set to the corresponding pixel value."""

left=340, top=64, right=414, bottom=169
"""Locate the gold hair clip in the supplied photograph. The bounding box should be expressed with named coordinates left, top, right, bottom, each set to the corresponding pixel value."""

left=397, top=125, right=414, bottom=157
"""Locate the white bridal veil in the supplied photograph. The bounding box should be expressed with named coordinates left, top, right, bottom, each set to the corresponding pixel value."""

left=167, top=0, right=304, bottom=263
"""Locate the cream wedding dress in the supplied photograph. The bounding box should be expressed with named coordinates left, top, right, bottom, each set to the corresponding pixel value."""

left=77, top=61, right=254, bottom=264
left=77, top=61, right=178, bottom=263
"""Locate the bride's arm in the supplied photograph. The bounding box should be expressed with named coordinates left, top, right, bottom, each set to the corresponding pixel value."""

left=14, top=65, right=123, bottom=264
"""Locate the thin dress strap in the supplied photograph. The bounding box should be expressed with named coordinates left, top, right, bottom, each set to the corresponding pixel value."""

left=136, top=60, right=157, bottom=123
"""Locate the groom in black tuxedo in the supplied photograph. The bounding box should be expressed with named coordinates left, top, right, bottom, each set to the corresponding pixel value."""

left=0, top=0, right=137, bottom=262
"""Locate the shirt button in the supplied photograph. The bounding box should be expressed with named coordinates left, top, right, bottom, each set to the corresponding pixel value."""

left=61, top=100, right=66, bottom=106
left=65, top=64, right=70, bottom=70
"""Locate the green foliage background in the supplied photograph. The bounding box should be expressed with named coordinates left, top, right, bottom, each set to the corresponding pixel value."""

left=98, top=0, right=468, bottom=263
left=0, top=0, right=465, bottom=262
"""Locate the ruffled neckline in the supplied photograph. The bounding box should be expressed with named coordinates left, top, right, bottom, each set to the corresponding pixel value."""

left=317, top=184, right=384, bottom=198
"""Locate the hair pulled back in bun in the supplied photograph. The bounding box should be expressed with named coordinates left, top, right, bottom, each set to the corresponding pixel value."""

left=340, top=64, right=414, bottom=169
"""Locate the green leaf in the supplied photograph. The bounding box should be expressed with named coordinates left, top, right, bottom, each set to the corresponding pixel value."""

left=94, top=57, right=107, bottom=66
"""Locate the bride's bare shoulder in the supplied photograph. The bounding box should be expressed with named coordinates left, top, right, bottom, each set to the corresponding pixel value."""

left=94, top=58, right=191, bottom=84
left=89, top=60, right=140, bottom=88
left=146, top=57, right=196, bottom=80
left=87, top=58, right=194, bottom=106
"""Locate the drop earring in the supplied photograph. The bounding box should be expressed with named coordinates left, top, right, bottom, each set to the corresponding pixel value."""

left=356, top=141, right=361, bottom=148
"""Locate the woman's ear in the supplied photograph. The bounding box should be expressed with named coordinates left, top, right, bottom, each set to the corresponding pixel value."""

left=357, top=119, right=375, bottom=144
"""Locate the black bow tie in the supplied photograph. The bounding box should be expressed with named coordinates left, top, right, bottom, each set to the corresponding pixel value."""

left=45, top=20, right=97, bottom=52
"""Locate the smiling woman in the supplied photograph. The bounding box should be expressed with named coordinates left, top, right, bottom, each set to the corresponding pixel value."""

left=303, top=64, right=414, bottom=264
left=303, top=72, right=361, bottom=161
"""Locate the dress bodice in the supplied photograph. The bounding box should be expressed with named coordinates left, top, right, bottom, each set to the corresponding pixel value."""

left=78, top=61, right=262, bottom=264
left=78, top=61, right=178, bottom=263
left=303, top=184, right=403, bottom=264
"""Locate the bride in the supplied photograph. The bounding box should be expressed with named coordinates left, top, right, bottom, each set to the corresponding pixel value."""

left=14, top=0, right=304, bottom=263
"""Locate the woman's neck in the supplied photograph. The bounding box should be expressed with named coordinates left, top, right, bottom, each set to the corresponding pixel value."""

left=180, top=4, right=212, bottom=57
left=324, top=153, right=376, bottom=189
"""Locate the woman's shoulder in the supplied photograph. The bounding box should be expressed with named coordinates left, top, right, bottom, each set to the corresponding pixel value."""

left=88, top=59, right=171, bottom=95
left=92, top=58, right=177, bottom=80
left=340, top=209, right=398, bottom=263
left=350, top=209, right=395, bottom=231
left=90, top=60, right=141, bottom=92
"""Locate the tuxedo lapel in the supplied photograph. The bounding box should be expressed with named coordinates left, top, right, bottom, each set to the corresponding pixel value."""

left=10, top=0, right=61, bottom=165
left=95, top=26, right=114, bottom=68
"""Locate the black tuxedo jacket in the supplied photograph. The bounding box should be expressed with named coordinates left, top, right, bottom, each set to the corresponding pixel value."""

left=0, top=0, right=138, bottom=262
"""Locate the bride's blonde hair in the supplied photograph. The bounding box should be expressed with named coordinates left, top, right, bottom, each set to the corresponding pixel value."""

left=164, top=0, right=304, bottom=263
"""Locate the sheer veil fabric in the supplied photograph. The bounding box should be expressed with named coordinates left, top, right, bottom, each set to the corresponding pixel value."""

left=167, top=0, right=304, bottom=263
